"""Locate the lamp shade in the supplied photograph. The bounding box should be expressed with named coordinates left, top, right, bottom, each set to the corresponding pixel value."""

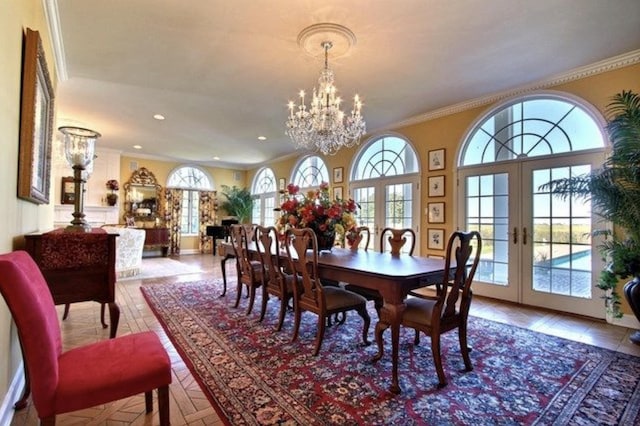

left=59, top=126, right=101, bottom=168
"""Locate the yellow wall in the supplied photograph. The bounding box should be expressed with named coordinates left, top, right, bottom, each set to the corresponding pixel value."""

left=119, top=156, right=246, bottom=251
left=0, top=0, right=57, bottom=408
left=251, top=63, right=640, bottom=312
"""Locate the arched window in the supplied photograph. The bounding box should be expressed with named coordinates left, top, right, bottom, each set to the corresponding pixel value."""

left=251, top=167, right=277, bottom=226
left=167, top=166, right=214, bottom=235
left=291, top=156, right=330, bottom=189
left=350, top=135, right=420, bottom=253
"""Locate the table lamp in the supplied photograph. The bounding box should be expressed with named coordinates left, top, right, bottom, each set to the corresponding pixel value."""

left=59, top=126, right=101, bottom=232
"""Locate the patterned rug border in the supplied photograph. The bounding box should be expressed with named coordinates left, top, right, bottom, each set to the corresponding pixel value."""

left=141, top=278, right=640, bottom=425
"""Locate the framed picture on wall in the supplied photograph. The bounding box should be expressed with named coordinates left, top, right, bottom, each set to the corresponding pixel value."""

left=17, top=28, right=54, bottom=205
left=427, top=202, right=445, bottom=223
left=333, top=167, right=344, bottom=183
left=428, top=228, right=445, bottom=250
left=333, top=186, right=343, bottom=200
left=428, top=175, right=445, bottom=197
left=428, top=148, right=445, bottom=171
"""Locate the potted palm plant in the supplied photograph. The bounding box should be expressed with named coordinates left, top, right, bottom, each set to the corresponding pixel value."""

left=545, top=90, right=640, bottom=343
left=219, top=185, right=253, bottom=223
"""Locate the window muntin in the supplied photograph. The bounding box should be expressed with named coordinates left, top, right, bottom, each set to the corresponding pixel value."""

left=461, top=97, right=604, bottom=166
left=167, top=166, right=212, bottom=189
left=352, top=136, right=418, bottom=181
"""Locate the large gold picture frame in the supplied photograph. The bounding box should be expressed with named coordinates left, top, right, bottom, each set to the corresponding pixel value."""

left=18, top=28, right=54, bottom=204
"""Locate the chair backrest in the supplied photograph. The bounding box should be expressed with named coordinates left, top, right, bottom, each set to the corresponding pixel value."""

left=255, top=225, right=284, bottom=292
left=0, top=251, right=61, bottom=416
left=284, top=228, right=323, bottom=310
left=379, top=227, right=416, bottom=255
left=230, top=224, right=256, bottom=283
left=438, top=231, right=482, bottom=319
left=348, top=226, right=370, bottom=251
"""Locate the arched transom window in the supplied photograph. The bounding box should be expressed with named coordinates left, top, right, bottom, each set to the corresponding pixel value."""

left=460, top=96, right=605, bottom=166
left=352, top=135, right=419, bottom=181
left=291, top=156, right=329, bottom=188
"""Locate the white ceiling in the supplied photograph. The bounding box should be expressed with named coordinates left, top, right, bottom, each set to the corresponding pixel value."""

left=51, top=0, right=640, bottom=169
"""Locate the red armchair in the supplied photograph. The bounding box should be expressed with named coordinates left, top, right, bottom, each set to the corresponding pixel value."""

left=0, top=251, right=171, bottom=425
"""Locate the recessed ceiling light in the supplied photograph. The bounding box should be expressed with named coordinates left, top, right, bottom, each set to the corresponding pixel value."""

left=153, top=114, right=165, bottom=120
left=257, top=136, right=267, bottom=141
left=133, top=145, right=142, bottom=149
left=213, top=156, right=220, bottom=160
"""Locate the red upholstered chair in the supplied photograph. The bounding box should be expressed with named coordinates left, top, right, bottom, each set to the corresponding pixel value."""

left=0, top=251, right=171, bottom=425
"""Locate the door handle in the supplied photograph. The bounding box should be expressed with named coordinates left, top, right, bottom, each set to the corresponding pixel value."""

left=513, top=227, right=518, bottom=244
left=523, top=227, right=528, bottom=245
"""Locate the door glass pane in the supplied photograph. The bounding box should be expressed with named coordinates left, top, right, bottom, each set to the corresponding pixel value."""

left=532, top=166, right=592, bottom=298
left=466, top=173, right=509, bottom=285
left=352, top=187, right=375, bottom=244
left=383, top=183, right=414, bottom=254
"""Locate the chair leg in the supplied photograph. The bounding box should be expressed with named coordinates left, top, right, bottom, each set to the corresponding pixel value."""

left=374, top=297, right=383, bottom=320
left=246, top=285, right=257, bottom=315
left=414, top=329, right=420, bottom=345
left=100, top=302, right=108, bottom=329
left=233, top=281, right=243, bottom=308
left=291, top=305, right=301, bottom=342
left=145, top=390, right=153, bottom=413
left=459, top=323, right=473, bottom=372
left=431, top=333, right=447, bottom=388
left=158, top=385, right=170, bottom=426
left=276, top=296, right=287, bottom=331
left=259, top=286, right=268, bottom=322
left=356, top=306, right=371, bottom=346
left=372, top=321, right=387, bottom=362
left=40, top=417, right=56, bottom=426
left=313, top=315, right=326, bottom=356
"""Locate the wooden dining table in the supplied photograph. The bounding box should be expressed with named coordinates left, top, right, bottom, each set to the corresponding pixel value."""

left=219, top=241, right=448, bottom=394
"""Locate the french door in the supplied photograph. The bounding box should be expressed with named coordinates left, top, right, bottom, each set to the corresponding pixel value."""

left=458, top=151, right=606, bottom=318
left=351, top=175, right=420, bottom=254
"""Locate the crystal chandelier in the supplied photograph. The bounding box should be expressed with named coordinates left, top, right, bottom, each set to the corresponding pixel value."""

left=286, top=40, right=366, bottom=156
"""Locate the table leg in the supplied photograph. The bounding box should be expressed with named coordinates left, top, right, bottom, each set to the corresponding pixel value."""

left=373, top=302, right=405, bottom=394
left=220, top=254, right=233, bottom=297
left=108, top=302, right=120, bottom=339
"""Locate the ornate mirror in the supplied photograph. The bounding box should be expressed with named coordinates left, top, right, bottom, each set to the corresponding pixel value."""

left=124, top=167, right=163, bottom=223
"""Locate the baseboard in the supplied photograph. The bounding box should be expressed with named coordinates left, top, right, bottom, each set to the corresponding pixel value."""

left=178, top=249, right=200, bottom=255
left=0, top=361, right=25, bottom=426
left=608, top=313, right=640, bottom=329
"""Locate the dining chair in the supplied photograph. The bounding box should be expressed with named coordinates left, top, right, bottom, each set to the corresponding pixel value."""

left=229, top=224, right=262, bottom=315
left=345, top=227, right=416, bottom=317
left=375, top=230, right=482, bottom=388
left=255, top=225, right=296, bottom=331
left=0, top=251, right=171, bottom=425
left=347, top=226, right=371, bottom=250
left=285, top=228, right=371, bottom=356
left=380, top=227, right=416, bottom=256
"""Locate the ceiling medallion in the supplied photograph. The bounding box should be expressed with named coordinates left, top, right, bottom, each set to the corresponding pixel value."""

left=286, top=23, right=366, bottom=156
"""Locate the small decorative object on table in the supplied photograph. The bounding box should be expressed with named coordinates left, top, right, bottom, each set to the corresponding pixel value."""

left=276, top=182, right=358, bottom=251
left=106, top=179, right=119, bottom=206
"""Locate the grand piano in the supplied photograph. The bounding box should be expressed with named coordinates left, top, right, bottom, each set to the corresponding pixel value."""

left=206, top=218, right=238, bottom=255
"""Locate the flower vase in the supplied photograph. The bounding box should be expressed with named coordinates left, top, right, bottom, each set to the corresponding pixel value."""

left=314, top=230, right=336, bottom=252
left=106, top=193, right=118, bottom=206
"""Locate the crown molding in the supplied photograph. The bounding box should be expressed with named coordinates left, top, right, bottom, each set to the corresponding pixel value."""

left=387, top=49, right=640, bottom=130
left=42, top=0, right=68, bottom=81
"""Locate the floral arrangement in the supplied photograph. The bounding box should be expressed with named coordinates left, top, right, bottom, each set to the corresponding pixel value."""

left=106, top=179, right=119, bottom=192
left=276, top=182, right=359, bottom=246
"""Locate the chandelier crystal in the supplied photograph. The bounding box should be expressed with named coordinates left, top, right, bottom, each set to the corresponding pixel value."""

left=286, top=41, right=366, bottom=156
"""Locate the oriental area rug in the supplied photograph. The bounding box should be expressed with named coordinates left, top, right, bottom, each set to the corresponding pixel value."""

left=141, top=279, right=640, bottom=425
